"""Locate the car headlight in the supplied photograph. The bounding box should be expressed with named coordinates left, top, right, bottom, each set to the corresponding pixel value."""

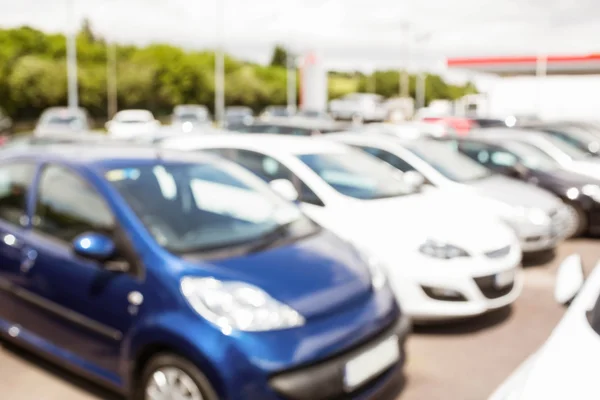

left=418, top=239, right=469, bottom=259
left=513, top=206, right=550, bottom=226
left=582, top=184, right=600, bottom=202
left=180, top=277, right=305, bottom=332
left=353, top=245, right=388, bottom=290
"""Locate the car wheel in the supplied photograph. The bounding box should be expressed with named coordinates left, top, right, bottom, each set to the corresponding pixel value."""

left=135, top=353, right=219, bottom=400
left=563, top=201, right=588, bottom=238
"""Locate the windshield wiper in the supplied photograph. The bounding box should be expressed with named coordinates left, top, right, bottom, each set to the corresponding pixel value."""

left=247, top=221, right=296, bottom=253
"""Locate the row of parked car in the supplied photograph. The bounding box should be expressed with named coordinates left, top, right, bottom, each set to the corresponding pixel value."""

left=0, top=115, right=599, bottom=399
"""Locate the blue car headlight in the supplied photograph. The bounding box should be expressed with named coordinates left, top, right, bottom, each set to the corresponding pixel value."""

left=180, top=277, right=305, bottom=332
left=419, top=239, right=469, bottom=259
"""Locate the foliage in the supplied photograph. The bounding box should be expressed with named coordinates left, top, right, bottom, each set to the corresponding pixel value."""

left=269, top=44, right=289, bottom=68
left=0, top=24, right=476, bottom=121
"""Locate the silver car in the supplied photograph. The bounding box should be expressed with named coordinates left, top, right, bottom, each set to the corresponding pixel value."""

left=329, top=132, right=573, bottom=253
left=34, top=107, right=90, bottom=136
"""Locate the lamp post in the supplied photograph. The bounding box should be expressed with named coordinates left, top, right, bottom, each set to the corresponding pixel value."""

left=215, top=0, right=225, bottom=127
left=400, top=22, right=411, bottom=99
left=106, top=41, right=118, bottom=119
left=286, top=45, right=297, bottom=114
left=66, top=0, right=79, bottom=109
left=414, top=32, right=432, bottom=110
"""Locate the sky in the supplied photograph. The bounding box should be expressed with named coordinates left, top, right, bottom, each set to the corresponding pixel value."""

left=1, top=0, right=599, bottom=82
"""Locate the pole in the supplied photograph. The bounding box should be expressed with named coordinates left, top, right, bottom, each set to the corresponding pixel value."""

left=416, top=73, right=426, bottom=109
left=415, top=33, right=431, bottom=109
left=400, top=23, right=411, bottom=99
left=535, top=53, right=547, bottom=119
left=286, top=48, right=297, bottom=114
left=106, top=42, right=118, bottom=119
left=215, top=0, right=225, bottom=127
left=66, top=0, right=78, bottom=109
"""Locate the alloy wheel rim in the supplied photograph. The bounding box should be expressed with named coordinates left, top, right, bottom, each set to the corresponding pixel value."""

left=562, top=203, right=581, bottom=238
left=146, top=367, right=204, bottom=400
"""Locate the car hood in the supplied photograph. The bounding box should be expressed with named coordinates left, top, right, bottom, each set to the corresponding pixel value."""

left=532, top=168, right=600, bottom=191
left=179, top=230, right=374, bottom=320
left=494, top=261, right=600, bottom=400
left=331, top=190, right=516, bottom=255
left=467, top=174, right=561, bottom=212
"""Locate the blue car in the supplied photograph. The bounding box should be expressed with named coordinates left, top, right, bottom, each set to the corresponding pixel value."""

left=0, top=144, right=410, bottom=400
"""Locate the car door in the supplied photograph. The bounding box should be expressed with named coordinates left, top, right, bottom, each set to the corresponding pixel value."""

left=0, top=161, right=37, bottom=325
left=12, top=163, right=144, bottom=379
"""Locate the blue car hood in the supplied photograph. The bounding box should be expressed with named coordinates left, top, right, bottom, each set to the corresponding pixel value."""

left=182, top=230, right=374, bottom=319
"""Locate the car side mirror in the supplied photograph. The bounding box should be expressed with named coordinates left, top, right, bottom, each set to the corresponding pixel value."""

left=73, top=232, right=116, bottom=263
left=269, top=179, right=299, bottom=202
left=402, top=170, right=426, bottom=190
left=555, top=253, right=585, bottom=306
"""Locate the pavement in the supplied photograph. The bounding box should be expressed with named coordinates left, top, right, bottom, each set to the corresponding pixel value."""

left=1, top=238, right=598, bottom=400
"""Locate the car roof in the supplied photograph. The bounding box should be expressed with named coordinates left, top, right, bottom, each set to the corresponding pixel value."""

left=248, top=116, right=345, bottom=130
left=40, top=107, right=87, bottom=117
left=326, top=131, right=424, bottom=147
left=0, top=143, right=221, bottom=167
left=114, top=109, right=154, bottom=118
left=162, top=133, right=350, bottom=155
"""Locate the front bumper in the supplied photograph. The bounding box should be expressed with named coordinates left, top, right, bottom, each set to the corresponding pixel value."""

left=386, top=242, right=523, bottom=322
left=269, top=314, right=411, bottom=400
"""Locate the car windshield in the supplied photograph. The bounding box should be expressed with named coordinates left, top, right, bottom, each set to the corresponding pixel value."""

left=501, top=141, right=559, bottom=171
left=105, top=160, right=314, bottom=254
left=175, top=112, right=207, bottom=122
left=41, top=114, right=84, bottom=127
left=541, top=135, right=591, bottom=160
left=298, top=150, right=415, bottom=200
left=227, top=108, right=252, bottom=116
left=264, top=107, right=290, bottom=117
left=406, top=140, right=493, bottom=182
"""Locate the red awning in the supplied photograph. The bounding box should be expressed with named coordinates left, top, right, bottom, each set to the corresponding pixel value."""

left=446, top=54, right=600, bottom=76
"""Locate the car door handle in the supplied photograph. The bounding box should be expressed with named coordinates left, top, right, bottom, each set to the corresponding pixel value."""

left=20, top=249, right=37, bottom=273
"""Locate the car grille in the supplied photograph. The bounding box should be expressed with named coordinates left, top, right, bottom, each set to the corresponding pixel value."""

left=484, top=245, right=511, bottom=259
left=474, top=275, right=514, bottom=299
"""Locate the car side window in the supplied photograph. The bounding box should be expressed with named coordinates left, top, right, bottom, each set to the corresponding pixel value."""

left=458, top=141, right=492, bottom=164
left=230, top=149, right=325, bottom=207
left=33, top=165, right=115, bottom=243
left=0, top=163, right=37, bottom=226
left=490, top=150, right=518, bottom=167
left=356, top=145, right=416, bottom=172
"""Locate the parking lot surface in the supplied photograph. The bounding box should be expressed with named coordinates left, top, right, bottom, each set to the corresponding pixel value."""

left=1, top=239, right=598, bottom=400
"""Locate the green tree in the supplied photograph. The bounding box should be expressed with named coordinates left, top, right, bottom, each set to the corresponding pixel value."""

left=270, top=44, right=288, bottom=67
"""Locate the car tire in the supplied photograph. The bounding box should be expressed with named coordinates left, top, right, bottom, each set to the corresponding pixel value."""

left=563, top=201, right=588, bottom=238
left=134, top=353, right=220, bottom=400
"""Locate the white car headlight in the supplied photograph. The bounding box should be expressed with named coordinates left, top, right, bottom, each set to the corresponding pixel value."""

left=513, top=206, right=550, bottom=226
left=180, top=277, right=305, bottom=332
left=353, top=245, right=388, bottom=290
left=418, top=239, right=469, bottom=259
left=582, top=184, right=600, bottom=202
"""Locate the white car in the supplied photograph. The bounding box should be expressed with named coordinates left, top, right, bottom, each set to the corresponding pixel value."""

left=355, top=122, right=448, bottom=140
left=329, top=93, right=388, bottom=122
left=106, top=109, right=160, bottom=139
left=160, top=134, right=523, bottom=322
left=329, top=133, right=573, bottom=254
left=489, top=254, right=599, bottom=399
left=471, top=128, right=600, bottom=181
